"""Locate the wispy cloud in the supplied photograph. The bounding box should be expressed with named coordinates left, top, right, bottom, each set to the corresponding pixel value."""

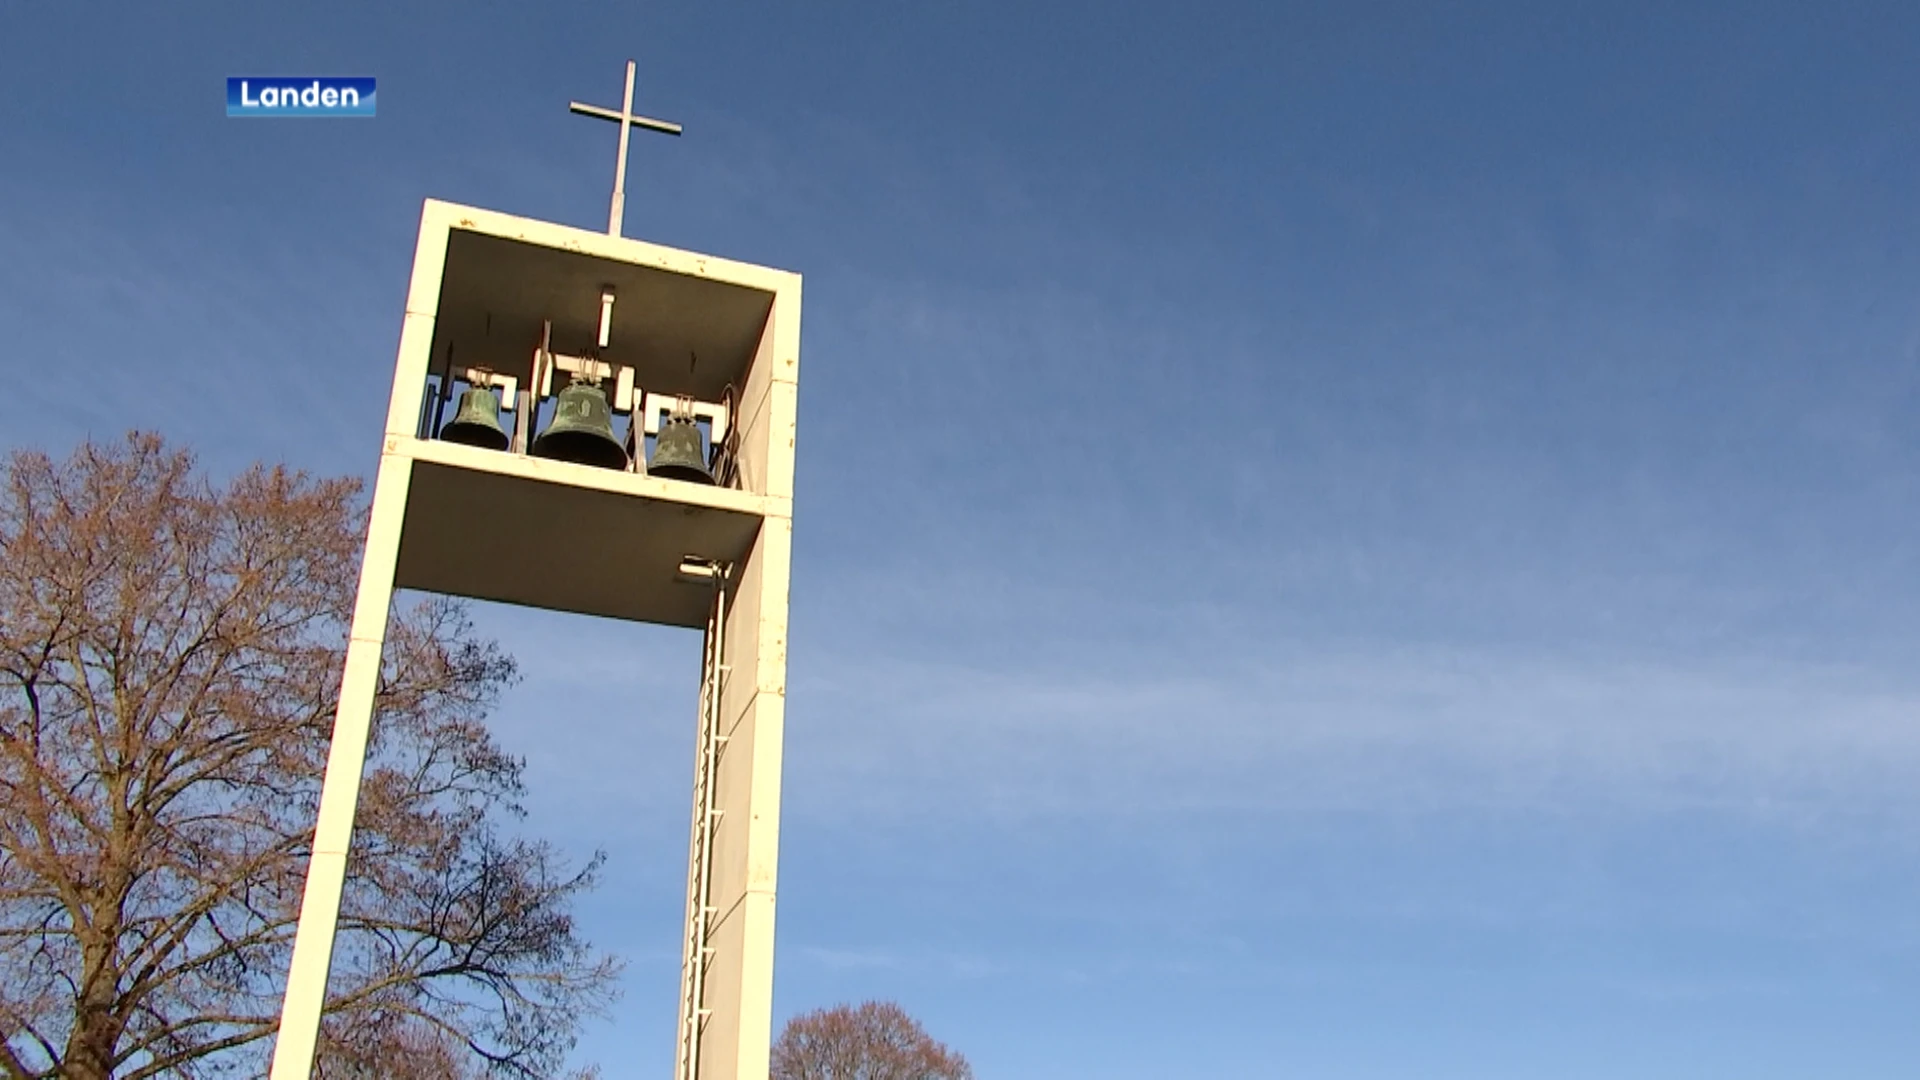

left=781, top=640, right=1920, bottom=825
left=471, top=564, right=1920, bottom=833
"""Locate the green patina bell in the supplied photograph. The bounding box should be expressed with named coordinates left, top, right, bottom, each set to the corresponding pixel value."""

left=439, top=387, right=510, bottom=451
left=648, top=416, right=714, bottom=484
left=531, top=382, right=628, bottom=470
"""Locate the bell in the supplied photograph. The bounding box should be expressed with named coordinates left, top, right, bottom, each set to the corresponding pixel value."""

left=531, top=382, right=628, bottom=470
left=649, top=416, right=714, bottom=484
left=439, top=387, right=510, bottom=451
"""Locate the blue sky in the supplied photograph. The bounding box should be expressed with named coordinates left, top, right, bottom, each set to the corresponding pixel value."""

left=5, top=1, right=1920, bottom=1076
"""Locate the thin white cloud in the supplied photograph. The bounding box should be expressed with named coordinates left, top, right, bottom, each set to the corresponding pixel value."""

left=471, top=571, right=1920, bottom=832
left=781, top=641, right=1920, bottom=825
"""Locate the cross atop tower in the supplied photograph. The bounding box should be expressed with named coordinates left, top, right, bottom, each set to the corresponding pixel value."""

left=570, top=59, right=683, bottom=237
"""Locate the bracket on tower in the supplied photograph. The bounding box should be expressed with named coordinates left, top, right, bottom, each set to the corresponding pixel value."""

left=538, top=350, right=639, bottom=413
left=641, top=393, right=730, bottom=443
left=678, top=557, right=723, bottom=581
left=458, top=369, right=519, bottom=408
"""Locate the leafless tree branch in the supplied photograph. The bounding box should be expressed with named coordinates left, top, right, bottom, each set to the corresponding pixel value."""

left=0, top=433, right=621, bottom=1078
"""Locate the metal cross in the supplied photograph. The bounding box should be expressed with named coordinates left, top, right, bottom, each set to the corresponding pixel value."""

left=570, top=60, right=683, bottom=237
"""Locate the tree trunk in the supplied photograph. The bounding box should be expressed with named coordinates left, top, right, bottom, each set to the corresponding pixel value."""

left=65, top=979, right=121, bottom=1080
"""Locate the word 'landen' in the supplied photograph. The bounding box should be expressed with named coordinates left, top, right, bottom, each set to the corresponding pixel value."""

left=238, top=80, right=360, bottom=109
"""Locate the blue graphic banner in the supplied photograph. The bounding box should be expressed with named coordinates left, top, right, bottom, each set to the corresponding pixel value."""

left=227, top=77, right=376, bottom=118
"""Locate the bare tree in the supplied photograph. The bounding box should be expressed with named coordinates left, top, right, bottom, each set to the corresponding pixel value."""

left=771, top=1001, right=972, bottom=1080
left=0, top=433, right=620, bottom=1079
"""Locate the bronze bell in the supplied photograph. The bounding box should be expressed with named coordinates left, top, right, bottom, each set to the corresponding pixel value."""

left=439, top=387, right=510, bottom=451
left=531, top=382, right=628, bottom=470
left=649, top=416, right=714, bottom=484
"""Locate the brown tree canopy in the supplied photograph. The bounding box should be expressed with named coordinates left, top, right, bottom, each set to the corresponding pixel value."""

left=771, top=1001, right=972, bottom=1080
left=0, top=433, right=619, bottom=1079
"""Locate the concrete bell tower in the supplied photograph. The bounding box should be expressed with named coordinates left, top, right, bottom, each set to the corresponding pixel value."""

left=268, top=64, right=800, bottom=1080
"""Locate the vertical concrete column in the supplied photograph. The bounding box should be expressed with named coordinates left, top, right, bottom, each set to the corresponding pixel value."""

left=692, top=282, right=799, bottom=1079
left=697, top=515, right=793, bottom=1080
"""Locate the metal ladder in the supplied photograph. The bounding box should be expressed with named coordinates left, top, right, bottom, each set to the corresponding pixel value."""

left=675, top=566, right=728, bottom=1080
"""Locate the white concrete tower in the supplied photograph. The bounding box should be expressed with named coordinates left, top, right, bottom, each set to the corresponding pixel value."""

left=268, top=70, right=800, bottom=1080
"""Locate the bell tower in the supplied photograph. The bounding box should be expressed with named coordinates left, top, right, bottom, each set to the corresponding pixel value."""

left=269, top=64, right=800, bottom=1080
